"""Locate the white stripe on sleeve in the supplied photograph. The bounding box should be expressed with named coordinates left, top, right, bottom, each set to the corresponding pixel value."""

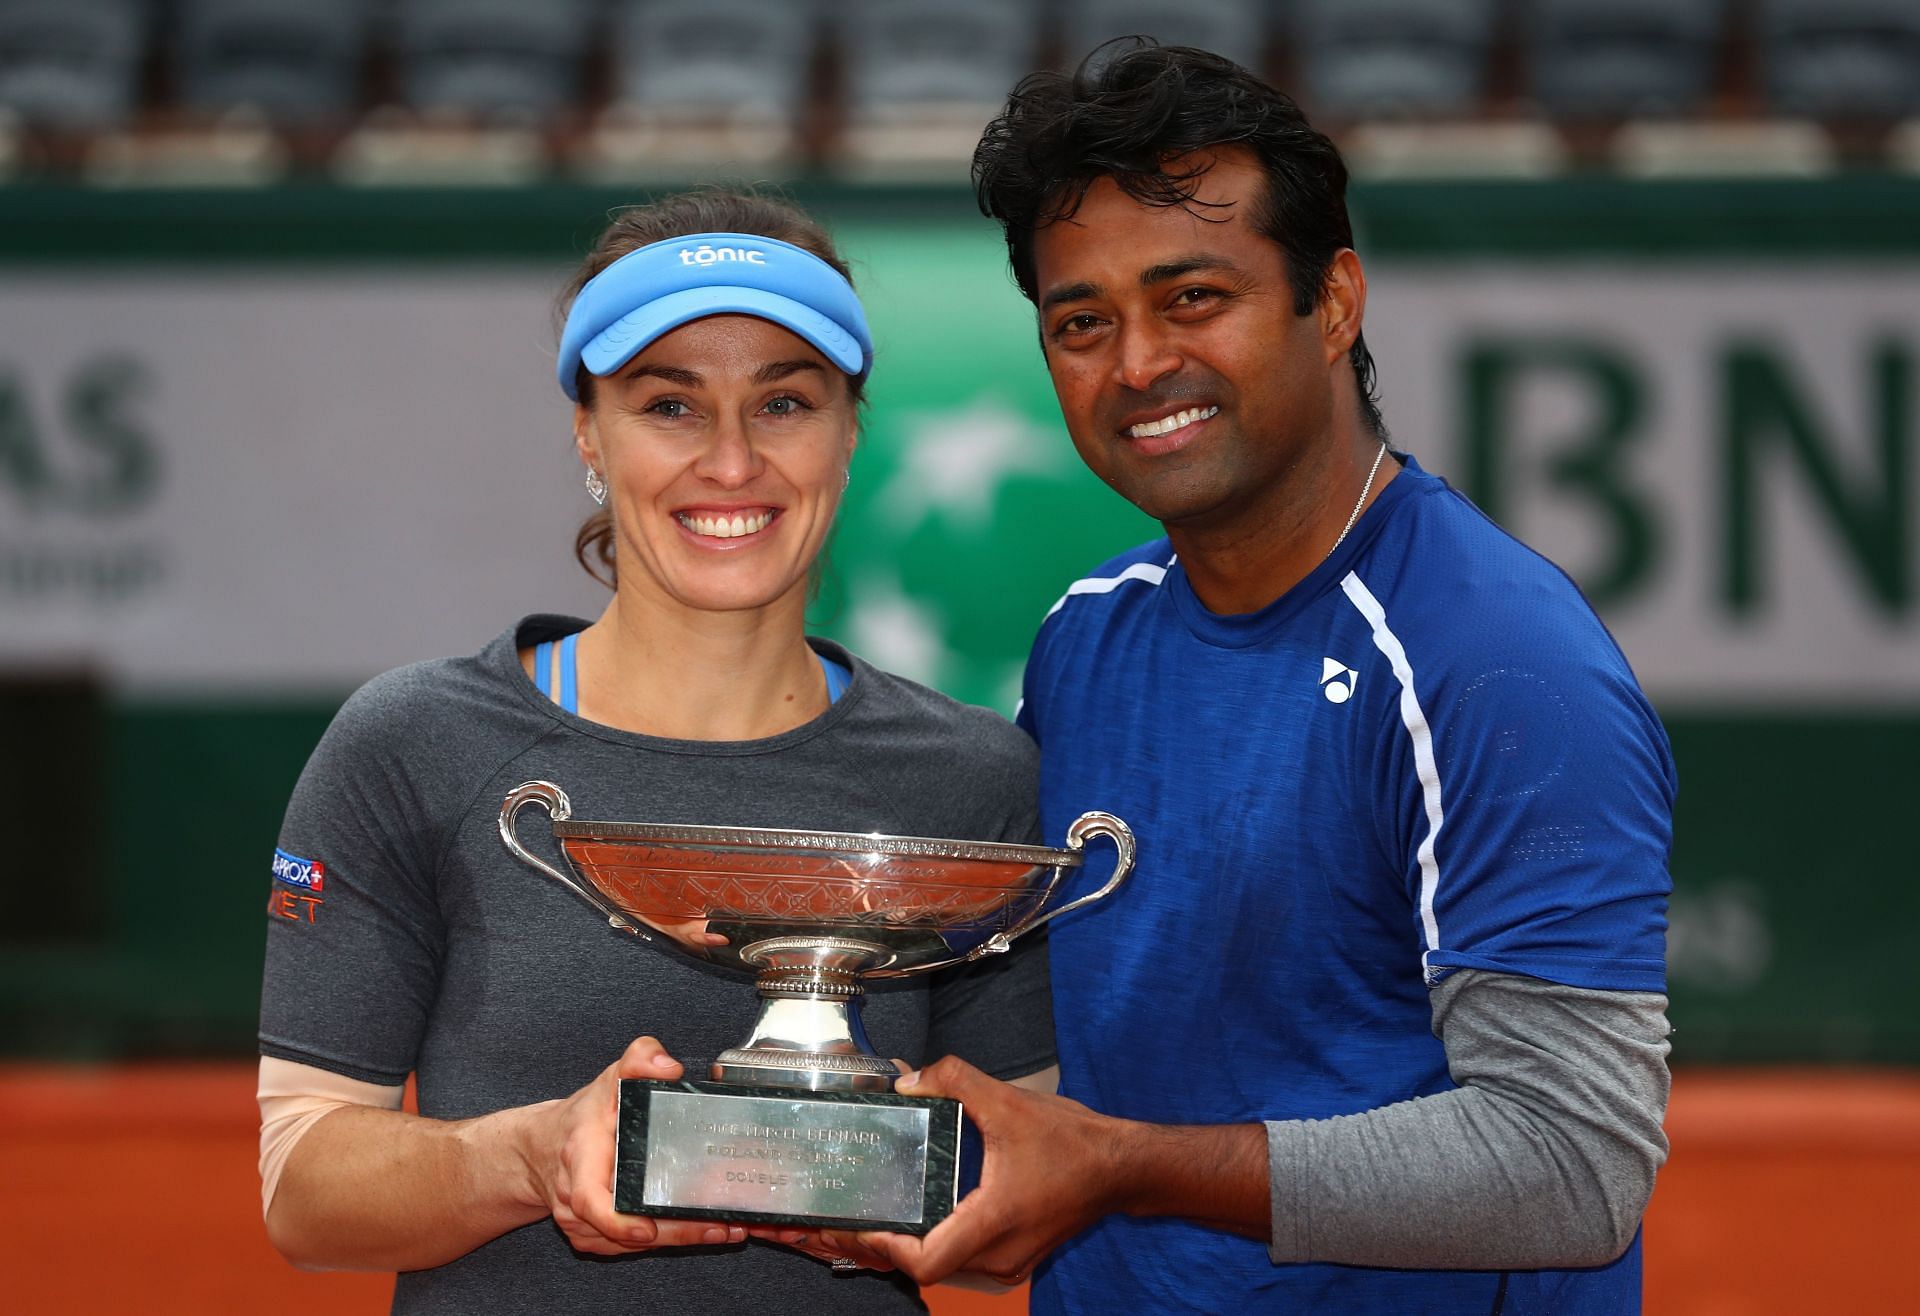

left=1042, top=558, right=1172, bottom=619
left=1340, top=570, right=1447, bottom=982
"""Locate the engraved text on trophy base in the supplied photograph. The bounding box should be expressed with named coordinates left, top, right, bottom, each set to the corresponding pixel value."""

left=638, top=1090, right=931, bottom=1225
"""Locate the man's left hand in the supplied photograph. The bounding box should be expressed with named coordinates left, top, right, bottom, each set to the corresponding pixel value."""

left=822, top=1055, right=1128, bottom=1286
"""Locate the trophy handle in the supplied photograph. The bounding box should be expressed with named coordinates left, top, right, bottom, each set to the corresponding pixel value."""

left=979, top=810, right=1137, bottom=954
left=499, top=780, right=650, bottom=940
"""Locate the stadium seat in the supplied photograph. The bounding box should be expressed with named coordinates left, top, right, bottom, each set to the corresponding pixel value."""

left=829, top=0, right=1038, bottom=172
left=576, top=0, right=813, bottom=176
left=1759, top=0, right=1920, bottom=120
left=610, top=0, right=813, bottom=120
left=1290, top=0, right=1499, bottom=119
left=391, top=0, right=595, bottom=120
left=1528, top=0, right=1727, bottom=119
left=1059, top=0, right=1266, bottom=74
left=0, top=0, right=145, bottom=129
left=174, top=0, right=368, bottom=125
left=837, top=0, right=1037, bottom=118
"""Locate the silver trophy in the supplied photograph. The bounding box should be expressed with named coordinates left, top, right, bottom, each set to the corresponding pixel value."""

left=500, top=780, right=1135, bottom=1235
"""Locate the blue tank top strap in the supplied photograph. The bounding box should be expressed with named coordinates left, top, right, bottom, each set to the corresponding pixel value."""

left=558, top=632, right=580, bottom=715
left=818, top=652, right=850, bottom=704
left=548, top=635, right=835, bottom=712
left=532, top=640, right=554, bottom=699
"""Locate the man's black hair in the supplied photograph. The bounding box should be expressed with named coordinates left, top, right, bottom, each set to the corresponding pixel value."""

left=973, top=40, right=1385, bottom=437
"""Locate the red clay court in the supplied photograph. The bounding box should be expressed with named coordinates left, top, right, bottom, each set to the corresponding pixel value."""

left=3, top=1063, right=1915, bottom=1314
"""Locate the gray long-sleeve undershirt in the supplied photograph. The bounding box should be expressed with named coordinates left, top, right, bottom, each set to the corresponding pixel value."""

left=1266, top=969, right=1671, bottom=1270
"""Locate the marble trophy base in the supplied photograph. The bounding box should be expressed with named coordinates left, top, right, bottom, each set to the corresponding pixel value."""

left=615, top=1080, right=963, bottom=1233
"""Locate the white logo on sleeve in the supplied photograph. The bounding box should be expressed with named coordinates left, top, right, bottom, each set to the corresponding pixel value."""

left=1321, top=657, right=1358, bottom=703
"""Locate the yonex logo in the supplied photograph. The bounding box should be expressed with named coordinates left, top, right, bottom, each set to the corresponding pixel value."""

left=1321, top=658, right=1358, bottom=704
left=678, top=244, right=766, bottom=267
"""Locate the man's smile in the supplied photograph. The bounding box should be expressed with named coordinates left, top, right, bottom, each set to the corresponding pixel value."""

left=1123, top=405, right=1219, bottom=439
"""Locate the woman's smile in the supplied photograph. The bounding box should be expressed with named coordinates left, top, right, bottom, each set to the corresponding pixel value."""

left=675, top=507, right=780, bottom=541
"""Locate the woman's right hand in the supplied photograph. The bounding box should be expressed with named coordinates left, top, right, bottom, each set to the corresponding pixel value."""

left=534, top=1035, right=747, bottom=1255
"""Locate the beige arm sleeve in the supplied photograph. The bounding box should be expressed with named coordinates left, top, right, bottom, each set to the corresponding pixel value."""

left=258, top=1056, right=405, bottom=1219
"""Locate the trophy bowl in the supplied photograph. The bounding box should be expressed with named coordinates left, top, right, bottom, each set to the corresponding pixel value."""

left=500, top=779, right=1134, bottom=1090
left=499, top=779, right=1136, bottom=1232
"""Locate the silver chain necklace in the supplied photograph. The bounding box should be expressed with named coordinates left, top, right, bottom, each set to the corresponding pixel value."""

left=1328, top=441, right=1389, bottom=560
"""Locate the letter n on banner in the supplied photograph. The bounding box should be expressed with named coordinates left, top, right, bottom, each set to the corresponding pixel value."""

left=1721, top=340, right=1912, bottom=615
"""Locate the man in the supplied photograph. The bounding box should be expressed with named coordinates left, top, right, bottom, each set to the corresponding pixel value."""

left=839, top=44, right=1675, bottom=1314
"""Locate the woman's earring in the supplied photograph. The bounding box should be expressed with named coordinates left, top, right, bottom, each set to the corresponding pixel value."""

left=584, top=467, right=608, bottom=506
left=843, top=468, right=852, bottom=491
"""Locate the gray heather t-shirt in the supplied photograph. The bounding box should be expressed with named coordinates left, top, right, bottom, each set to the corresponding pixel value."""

left=259, top=616, right=1055, bottom=1316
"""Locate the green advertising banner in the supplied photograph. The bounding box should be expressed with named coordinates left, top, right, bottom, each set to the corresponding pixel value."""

left=0, top=183, right=1914, bottom=1063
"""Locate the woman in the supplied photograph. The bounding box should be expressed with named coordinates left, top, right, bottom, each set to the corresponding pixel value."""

left=257, top=190, right=1055, bottom=1315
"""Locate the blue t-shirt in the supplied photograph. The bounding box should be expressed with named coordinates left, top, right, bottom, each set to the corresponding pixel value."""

left=1017, top=455, right=1673, bottom=1316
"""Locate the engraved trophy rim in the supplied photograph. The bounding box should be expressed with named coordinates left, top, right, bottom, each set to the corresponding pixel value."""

left=550, top=818, right=1083, bottom=870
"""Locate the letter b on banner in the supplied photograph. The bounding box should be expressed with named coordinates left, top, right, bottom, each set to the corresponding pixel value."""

left=1459, top=338, right=1660, bottom=608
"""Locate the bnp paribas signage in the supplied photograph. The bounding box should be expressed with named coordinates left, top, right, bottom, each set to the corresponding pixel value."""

left=1362, top=267, right=1915, bottom=708
left=0, top=246, right=1912, bottom=712
left=1462, top=337, right=1908, bottom=615
left=0, top=354, right=166, bottom=606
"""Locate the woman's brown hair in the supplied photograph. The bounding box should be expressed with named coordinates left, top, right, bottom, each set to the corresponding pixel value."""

left=561, top=186, right=863, bottom=589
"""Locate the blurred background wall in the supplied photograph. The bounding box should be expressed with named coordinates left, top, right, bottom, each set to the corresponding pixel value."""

left=4, top=181, right=1916, bottom=1066
left=1, top=1, right=1916, bottom=1311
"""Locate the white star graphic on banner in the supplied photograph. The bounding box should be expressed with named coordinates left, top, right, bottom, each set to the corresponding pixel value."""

left=876, top=395, right=1069, bottom=530
left=846, top=575, right=949, bottom=687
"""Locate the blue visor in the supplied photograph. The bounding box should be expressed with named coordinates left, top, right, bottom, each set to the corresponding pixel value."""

left=556, top=232, right=872, bottom=400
